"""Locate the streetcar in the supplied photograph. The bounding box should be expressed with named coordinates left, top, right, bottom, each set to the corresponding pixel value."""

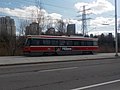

left=23, top=35, right=99, bottom=56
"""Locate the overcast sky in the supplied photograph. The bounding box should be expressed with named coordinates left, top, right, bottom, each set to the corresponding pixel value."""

left=0, top=0, right=120, bottom=35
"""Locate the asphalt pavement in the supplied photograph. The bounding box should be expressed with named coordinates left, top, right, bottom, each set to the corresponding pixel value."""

left=0, top=58, right=120, bottom=90
left=0, top=53, right=120, bottom=66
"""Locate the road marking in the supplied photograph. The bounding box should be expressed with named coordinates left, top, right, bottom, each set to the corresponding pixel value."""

left=38, top=67, right=78, bottom=73
left=71, top=79, right=120, bottom=90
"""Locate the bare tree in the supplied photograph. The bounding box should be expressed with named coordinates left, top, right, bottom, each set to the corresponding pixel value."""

left=35, top=0, right=46, bottom=34
left=0, top=33, right=16, bottom=56
left=18, top=19, right=30, bottom=36
left=56, top=20, right=66, bottom=35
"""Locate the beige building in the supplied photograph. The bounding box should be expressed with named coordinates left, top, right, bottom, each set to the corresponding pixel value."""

left=25, top=22, right=41, bottom=35
left=46, top=27, right=55, bottom=35
left=0, top=16, right=16, bottom=36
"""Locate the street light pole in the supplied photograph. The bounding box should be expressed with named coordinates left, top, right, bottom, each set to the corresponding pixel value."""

left=115, top=0, right=118, bottom=56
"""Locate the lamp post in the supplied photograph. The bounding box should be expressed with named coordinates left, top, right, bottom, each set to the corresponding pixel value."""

left=115, top=0, right=118, bottom=56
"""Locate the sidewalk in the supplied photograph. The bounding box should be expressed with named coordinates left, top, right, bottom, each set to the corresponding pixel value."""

left=0, top=53, right=119, bottom=66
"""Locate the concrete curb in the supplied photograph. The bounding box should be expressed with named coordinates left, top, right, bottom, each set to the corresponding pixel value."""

left=0, top=56, right=119, bottom=67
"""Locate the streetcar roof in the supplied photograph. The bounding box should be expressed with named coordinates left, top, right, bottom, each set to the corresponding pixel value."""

left=26, top=35, right=98, bottom=41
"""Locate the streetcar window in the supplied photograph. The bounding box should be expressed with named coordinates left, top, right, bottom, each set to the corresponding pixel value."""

left=39, top=39, right=43, bottom=45
left=43, top=39, right=51, bottom=46
left=59, top=40, right=65, bottom=46
left=73, top=40, right=80, bottom=46
left=31, top=38, right=40, bottom=46
left=51, top=39, right=59, bottom=46
left=66, top=40, right=73, bottom=46
left=81, top=41, right=85, bottom=46
left=86, top=41, right=93, bottom=46
left=93, top=41, right=98, bottom=46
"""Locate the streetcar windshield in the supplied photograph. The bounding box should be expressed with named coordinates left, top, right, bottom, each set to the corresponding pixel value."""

left=25, top=38, right=31, bottom=46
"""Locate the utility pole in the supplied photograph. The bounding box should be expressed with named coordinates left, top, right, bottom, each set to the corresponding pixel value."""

left=115, top=0, right=119, bottom=56
left=77, top=5, right=91, bottom=36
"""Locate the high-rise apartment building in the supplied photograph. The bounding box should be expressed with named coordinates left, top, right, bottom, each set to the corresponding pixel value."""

left=0, top=16, right=16, bottom=36
left=25, top=22, right=41, bottom=35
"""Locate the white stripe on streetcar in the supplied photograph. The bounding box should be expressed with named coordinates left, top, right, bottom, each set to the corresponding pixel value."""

left=71, top=79, right=120, bottom=90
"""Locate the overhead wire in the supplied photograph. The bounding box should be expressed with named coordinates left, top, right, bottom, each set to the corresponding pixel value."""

left=0, top=14, right=66, bottom=21
left=0, top=0, right=74, bottom=10
left=0, top=0, right=78, bottom=22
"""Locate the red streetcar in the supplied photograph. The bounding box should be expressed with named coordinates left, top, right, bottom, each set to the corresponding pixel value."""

left=23, top=35, right=99, bottom=56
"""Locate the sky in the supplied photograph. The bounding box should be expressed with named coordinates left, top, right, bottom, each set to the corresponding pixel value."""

left=0, top=0, right=120, bottom=35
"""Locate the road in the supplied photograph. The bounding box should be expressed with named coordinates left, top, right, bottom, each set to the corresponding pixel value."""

left=0, top=58, right=120, bottom=90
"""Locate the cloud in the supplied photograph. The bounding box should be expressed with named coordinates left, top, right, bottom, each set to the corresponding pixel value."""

left=87, top=16, right=120, bottom=35
left=90, top=17, right=115, bottom=27
left=49, top=13, right=62, bottom=20
left=0, top=6, right=62, bottom=20
left=63, top=19, right=81, bottom=25
left=75, top=0, right=114, bottom=15
left=0, top=6, right=38, bottom=19
left=74, top=0, right=117, bottom=35
left=0, top=4, right=117, bottom=35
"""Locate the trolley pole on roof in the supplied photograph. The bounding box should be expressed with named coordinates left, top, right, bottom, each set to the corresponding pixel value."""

left=115, top=0, right=119, bottom=56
